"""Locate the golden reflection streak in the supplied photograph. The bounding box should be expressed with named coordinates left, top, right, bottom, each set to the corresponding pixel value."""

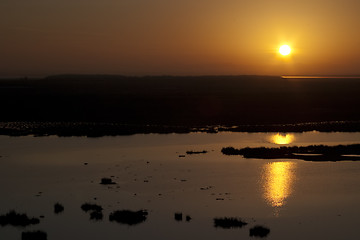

left=270, top=133, right=295, bottom=145
left=262, top=162, right=297, bottom=210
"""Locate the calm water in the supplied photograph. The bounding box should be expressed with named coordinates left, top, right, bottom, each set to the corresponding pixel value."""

left=0, top=132, right=360, bottom=239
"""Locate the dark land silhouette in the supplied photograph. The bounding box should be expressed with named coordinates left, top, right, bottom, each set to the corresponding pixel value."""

left=81, top=203, right=104, bottom=221
left=100, top=177, right=116, bottom=185
left=0, top=211, right=40, bottom=227
left=174, top=213, right=183, bottom=221
left=213, top=217, right=248, bottom=229
left=1, top=75, right=360, bottom=135
left=54, top=203, right=64, bottom=214
left=186, top=150, right=208, bottom=154
left=222, top=144, right=360, bottom=161
left=22, top=231, right=47, bottom=240
left=109, top=210, right=148, bottom=225
left=249, top=226, right=270, bottom=238
left=81, top=203, right=103, bottom=212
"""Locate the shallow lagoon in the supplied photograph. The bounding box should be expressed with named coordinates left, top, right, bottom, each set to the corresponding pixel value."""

left=1, top=132, right=360, bottom=239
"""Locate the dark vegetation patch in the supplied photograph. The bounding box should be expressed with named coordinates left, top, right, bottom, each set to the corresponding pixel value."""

left=100, top=178, right=116, bottom=185
left=222, top=144, right=360, bottom=161
left=0, top=211, right=40, bottom=227
left=214, top=217, right=248, bottom=229
left=174, top=213, right=182, bottom=221
left=174, top=213, right=192, bottom=222
left=249, top=225, right=270, bottom=238
left=81, top=203, right=103, bottom=221
left=81, top=203, right=103, bottom=212
left=186, top=150, right=208, bottom=155
left=22, top=231, right=47, bottom=240
left=109, top=210, right=148, bottom=225
left=54, top=203, right=64, bottom=214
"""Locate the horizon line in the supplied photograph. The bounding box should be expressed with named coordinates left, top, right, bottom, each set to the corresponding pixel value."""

left=282, top=75, right=360, bottom=79
left=1, top=74, right=360, bottom=80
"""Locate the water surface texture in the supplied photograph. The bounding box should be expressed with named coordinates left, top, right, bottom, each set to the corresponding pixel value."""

left=0, top=132, right=359, bottom=239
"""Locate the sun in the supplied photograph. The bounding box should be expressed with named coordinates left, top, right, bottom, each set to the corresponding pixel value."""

left=279, top=45, right=291, bottom=56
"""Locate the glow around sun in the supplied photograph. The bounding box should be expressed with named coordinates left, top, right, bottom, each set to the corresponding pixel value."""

left=279, top=45, right=291, bottom=56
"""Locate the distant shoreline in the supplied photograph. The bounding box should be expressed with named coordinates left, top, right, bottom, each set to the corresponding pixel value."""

left=1, top=74, right=360, bottom=80
left=2, top=75, right=360, bottom=133
left=1, top=121, right=360, bottom=137
left=282, top=76, right=360, bottom=79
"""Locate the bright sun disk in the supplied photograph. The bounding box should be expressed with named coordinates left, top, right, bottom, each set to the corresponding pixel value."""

left=279, top=45, right=291, bottom=56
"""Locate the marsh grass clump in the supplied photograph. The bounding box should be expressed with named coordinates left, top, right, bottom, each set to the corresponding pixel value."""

left=214, top=217, right=248, bottom=229
left=100, top=178, right=116, bottom=185
left=81, top=203, right=103, bottom=212
left=0, top=211, right=40, bottom=227
left=22, top=230, right=47, bottom=240
left=174, top=213, right=183, bottom=221
left=249, top=225, right=270, bottom=237
left=54, top=203, right=64, bottom=214
left=186, top=150, right=208, bottom=155
left=81, top=203, right=103, bottom=221
left=109, top=210, right=148, bottom=225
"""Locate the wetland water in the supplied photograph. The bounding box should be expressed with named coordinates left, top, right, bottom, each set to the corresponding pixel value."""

left=1, top=132, right=360, bottom=239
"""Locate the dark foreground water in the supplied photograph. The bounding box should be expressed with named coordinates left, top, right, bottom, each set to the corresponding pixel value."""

left=0, top=132, right=359, bottom=239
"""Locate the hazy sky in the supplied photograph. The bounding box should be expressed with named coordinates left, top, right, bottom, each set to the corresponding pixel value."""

left=1, top=0, right=360, bottom=77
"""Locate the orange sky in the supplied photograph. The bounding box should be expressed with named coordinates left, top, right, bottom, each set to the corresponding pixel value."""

left=1, top=0, right=360, bottom=77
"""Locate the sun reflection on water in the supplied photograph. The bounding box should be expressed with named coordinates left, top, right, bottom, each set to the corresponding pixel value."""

left=270, top=133, right=295, bottom=145
left=262, top=162, right=297, bottom=215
